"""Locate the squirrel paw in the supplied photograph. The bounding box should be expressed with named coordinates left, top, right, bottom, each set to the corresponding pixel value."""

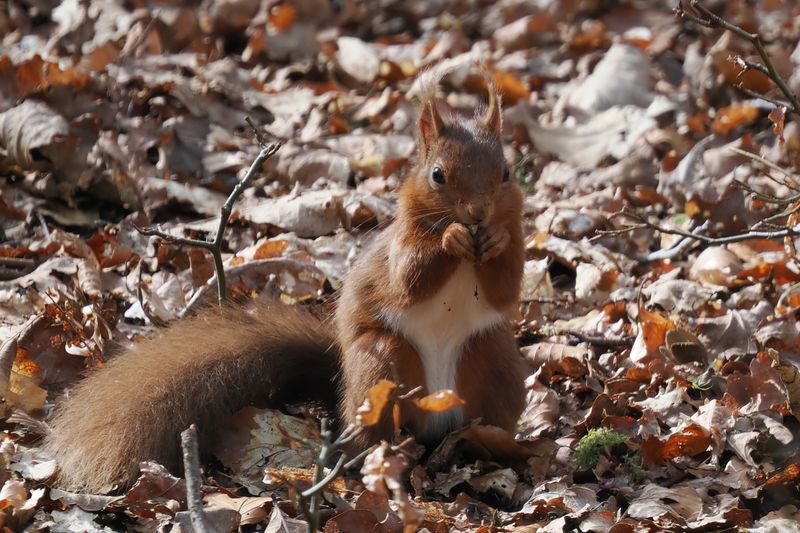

left=442, top=223, right=476, bottom=262
left=478, top=225, right=510, bottom=263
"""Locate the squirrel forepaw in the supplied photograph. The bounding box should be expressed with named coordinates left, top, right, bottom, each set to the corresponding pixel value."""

left=442, top=223, right=476, bottom=262
left=478, top=225, right=510, bottom=263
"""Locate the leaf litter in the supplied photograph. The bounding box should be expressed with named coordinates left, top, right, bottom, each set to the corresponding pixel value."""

left=2, top=0, right=800, bottom=531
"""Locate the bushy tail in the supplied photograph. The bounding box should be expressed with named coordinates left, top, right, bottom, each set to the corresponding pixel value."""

left=42, top=301, right=340, bottom=493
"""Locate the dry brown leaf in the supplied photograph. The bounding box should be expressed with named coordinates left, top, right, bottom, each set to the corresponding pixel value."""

left=467, top=468, right=518, bottom=500
left=660, top=328, right=708, bottom=365
left=459, top=425, right=539, bottom=460
left=203, top=493, right=272, bottom=526
left=688, top=246, right=742, bottom=287
left=264, top=504, right=308, bottom=533
left=566, top=43, right=655, bottom=112
left=211, top=407, right=320, bottom=493
left=0, top=100, right=84, bottom=184
left=769, top=105, right=787, bottom=145
left=763, top=463, right=800, bottom=487
left=522, top=342, right=589, bottom=378
left=517, top=381, right=560, bottom=439
left=336, top=36, right=380, bottom=85
left=323, top=510, right=386, bottom=533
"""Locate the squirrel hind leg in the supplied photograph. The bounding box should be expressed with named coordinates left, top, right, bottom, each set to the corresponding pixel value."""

left=457, top=324, right=527, bottom=432
left=339, top=329, right=429, bottom=448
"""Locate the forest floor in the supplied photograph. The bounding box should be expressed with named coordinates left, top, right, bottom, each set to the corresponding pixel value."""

left=2, top=0, right=800, bottom=531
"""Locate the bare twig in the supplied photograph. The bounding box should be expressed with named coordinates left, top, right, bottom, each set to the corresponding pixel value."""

left=644, top=221, right=709, bottom=261
left=728, top=146, right=800, bottom=190
left=0, top=257, right=37, bottom=281
left=566, top=329, right=634, bottom=348
left=597, top=209, right=800, bottom=249
left=297, top=417, right=365, bottom=533
left=180, top=425, right=210, bottom=533
left=298, top=378, right=421, bottom=532
left=301, top=453, right=347, bottom=500
left=135, top=134, right=281, bottom=305
left=735, top=85, right=790, bottom=109
left=677, top=0, right=800, bottom=115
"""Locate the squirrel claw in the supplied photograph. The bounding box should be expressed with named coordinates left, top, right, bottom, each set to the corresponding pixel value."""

left=443, top=223, right=476, bottom=262
left=478, top=225, right=510, bottom=263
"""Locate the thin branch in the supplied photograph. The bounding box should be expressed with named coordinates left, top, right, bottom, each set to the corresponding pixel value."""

left=300, top=417, right=356, bottom=533
left=733, top=56, right=770, bottom=78
left=678, top=0, right=800, bottom=115
left=753, top=203, right=800, bottom=230
left=735, top=85, right=791, bottom=109
left=180, top=425, right=210, bottom=533
left=300, top=453, right=347, bottom=500
left=728, top=146, right=800, bottom=189
left=644, top=221, right=708, bottom=261
left=344, top=445, right=377, bottom=470
left=133, top=225, right=215, bottom=250
left=566, top=330, right=634, bottom=348
left=134, top=134, right=281, bottom=305
left=598, top=209, right=800, bottom=249
left=734, top=181, right=798, bottom=205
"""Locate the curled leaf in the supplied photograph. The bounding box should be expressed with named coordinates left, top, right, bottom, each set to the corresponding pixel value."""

left=413, top=389, right=465, bottom=413
left=356, top=379, right=397, bottom=427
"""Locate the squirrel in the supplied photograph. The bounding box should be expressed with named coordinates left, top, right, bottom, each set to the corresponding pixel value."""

left=41, top=69, right=528, bottom=493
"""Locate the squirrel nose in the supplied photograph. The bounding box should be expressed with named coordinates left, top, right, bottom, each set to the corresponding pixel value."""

left=466, top=203, right=488, bottom=224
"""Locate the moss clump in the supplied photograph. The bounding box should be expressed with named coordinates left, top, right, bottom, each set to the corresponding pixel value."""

left=624, top=453, right=645, bottom=482
left=575, top=428, right=628, bottom=470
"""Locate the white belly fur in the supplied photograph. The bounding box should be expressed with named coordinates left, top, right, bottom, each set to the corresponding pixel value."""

left=382, top=261, right=505, bottom=438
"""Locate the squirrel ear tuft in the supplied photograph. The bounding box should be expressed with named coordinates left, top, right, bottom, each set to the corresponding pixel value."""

left=483, top=74, right=502, bottom=136
left=419, top=99, right=444, bottom=152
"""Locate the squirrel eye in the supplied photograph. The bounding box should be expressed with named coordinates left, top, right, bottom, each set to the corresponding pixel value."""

left=431, top=166, right=445, bottom=185
left=502, top=167, right=510, bottom=182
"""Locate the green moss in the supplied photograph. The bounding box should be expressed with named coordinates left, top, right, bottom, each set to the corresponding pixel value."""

left=575, top=428, right=628, bottom=470
left=624, top=453, right=645, bottom=483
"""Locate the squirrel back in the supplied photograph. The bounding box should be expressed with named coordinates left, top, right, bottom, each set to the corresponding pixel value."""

left=42, top=302, right=339, bottom=492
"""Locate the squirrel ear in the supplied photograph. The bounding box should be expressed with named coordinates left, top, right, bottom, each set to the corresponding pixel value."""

left=419, top=100, right=444, bottom=151
left=483, top=76, right=502, bottom=136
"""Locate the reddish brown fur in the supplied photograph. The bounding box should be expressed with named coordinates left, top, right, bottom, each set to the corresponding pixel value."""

left=458, top=325, right=527, bottom=429
left=42, top=303, right=339, bottom=492
left=42, top=69, right=529, bottom=492
left=335, top=72, right=527, bottom=441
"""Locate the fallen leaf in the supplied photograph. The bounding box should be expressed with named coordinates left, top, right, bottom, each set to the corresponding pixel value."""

left=414, top=390, right=465, bottom=413
left=357, top=379, right=397, bottom=427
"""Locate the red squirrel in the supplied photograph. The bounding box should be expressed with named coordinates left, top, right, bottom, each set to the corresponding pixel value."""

left=42, top=70, right=528, bottom=493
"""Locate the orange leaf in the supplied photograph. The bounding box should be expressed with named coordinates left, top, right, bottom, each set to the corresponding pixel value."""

left=253, top=240, right=288, bottom=260
left=638, top=300, right=675, bottom=353
left=764, top=463, right=800, bottom=487
left=491, top=69, right=530, bottom=106
left=642, top=423, right=710, bottom=466
left=684, top=199, right=702, bottom=218
left=413, top=390, right=465, bottom=413
left=12, top=347, right=40, bottom=377
left=269, top=4, right=296, bottom=32
left=712, top=103, right=759, bottom=134
left=626, top=367, right=651, bottom=383
left=356, top=379, right=397, bottom=426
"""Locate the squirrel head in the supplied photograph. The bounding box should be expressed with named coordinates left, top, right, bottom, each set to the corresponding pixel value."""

left=402, top=73, right=514, bottom=231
